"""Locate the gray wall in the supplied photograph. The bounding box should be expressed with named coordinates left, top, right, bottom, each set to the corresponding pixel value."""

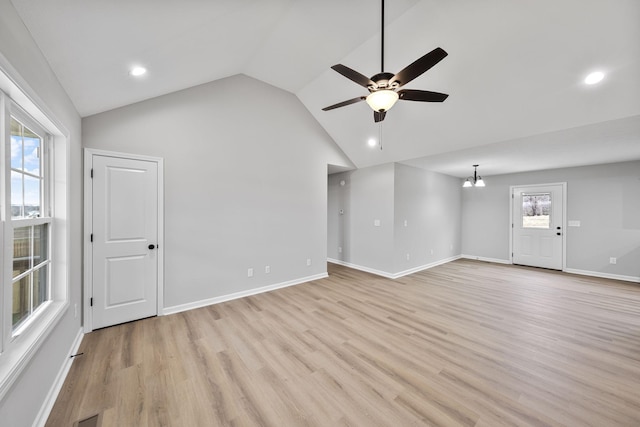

left=394, top=164, right=462, bottom=273
left=462, top=160, right=640, bottom=279
left=83, top=74, right=353, bottom=309
left=328, top=164, right=395, bottom=273
left=0, top=0, right=83, bottom=425
left=328, top=163, right=462, bottom=276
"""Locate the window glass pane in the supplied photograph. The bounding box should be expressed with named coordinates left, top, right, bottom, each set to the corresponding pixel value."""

left=10, top=123, right=23, bottom=170
left=10, top=117, right=41, bottom=173
left=13, top=226, right=31, bottom=278
left=23, top=135, right=41, bottom=176
left=11, top=170, right=23, bottom=218
left=522, top=193, right=551, bottom=229
left=34, top=223, right=49, bottom=267
left=24, top=175, right=41, bottom=217
left=13, top=276, right=31, bottom=328
left=33, top=265, right=48, bottom=311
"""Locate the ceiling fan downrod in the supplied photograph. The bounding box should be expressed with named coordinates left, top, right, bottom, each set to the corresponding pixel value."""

left=381, top=0, right=385, bottom=73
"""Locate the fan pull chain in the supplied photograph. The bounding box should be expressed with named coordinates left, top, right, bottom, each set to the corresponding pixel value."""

left=379, top=121, right=383, bottom=150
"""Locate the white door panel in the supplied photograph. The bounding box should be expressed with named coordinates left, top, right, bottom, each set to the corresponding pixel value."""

left=92, top=155, right=158, bottom=329
left=105, top=256, right=146, bottom=306
left=512, top=184, right=564, bottom=270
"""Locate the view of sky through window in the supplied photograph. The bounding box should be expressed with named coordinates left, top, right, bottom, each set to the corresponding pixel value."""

left=11, top=117, right=42, bottom=217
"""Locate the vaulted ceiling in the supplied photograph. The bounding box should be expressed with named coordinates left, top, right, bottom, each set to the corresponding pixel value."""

left=11, top=0, right=640, bottom=177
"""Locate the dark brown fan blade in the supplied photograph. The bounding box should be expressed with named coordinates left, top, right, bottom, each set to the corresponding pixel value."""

left=322, top=96, right=366, bottom=111
left=374, top=110, right=386, bottom=122
left=398, top=89, right=449, bottom=102
left=331, top=64, right=376, bottom=89
left=389, top=47, right=448, bottom=88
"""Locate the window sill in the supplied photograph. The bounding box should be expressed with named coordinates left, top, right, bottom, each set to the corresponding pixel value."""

left=0, top=300, right=68, bottom=401
left=11, top=300, right=53, bottom=339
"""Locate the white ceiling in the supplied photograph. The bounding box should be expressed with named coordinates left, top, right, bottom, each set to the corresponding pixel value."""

left=11, top=0, right=640, bottom=177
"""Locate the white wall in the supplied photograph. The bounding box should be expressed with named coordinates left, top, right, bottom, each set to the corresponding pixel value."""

left=0, top=1, right=83, bottom=426
left=83, top=74, right=353, bottom=310
left=328, top=163, right=462, bottom=276
left=462, top=160, right=640, bottom=280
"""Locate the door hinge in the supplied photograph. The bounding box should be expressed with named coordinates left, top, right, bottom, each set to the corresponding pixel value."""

left=91, top=168, right=93, bottom=178
left=90, top=233, right=93, bottom=242
left=90, top=297, right=93, bottom=307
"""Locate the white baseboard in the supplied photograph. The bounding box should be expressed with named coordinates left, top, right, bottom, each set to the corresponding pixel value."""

left=162, top=273, right=328, bottom=315
left=460, top=254, right=511, bottom=264
left=327, top=256, right=461, bottom=280
left=392, top=255, right=462, bottom=279
left=461, top=255, right=639, bottom=283
left=327, top=258, right=396, bottom=278
left=33, top=327, right=84, bottom=427
left=564, top=268, right=640, bottom=283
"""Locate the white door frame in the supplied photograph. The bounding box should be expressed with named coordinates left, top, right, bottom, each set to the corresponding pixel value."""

left=509, top=182, right=567, bottom=271
left=83, top=148, right=164, bottom=332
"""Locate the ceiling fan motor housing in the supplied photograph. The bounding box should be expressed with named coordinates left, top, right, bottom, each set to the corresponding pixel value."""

left=369, top=72, right=397, bottom=91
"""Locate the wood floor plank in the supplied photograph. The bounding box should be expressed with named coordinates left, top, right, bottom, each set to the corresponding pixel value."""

left=46, top=260, right=640, bottom=426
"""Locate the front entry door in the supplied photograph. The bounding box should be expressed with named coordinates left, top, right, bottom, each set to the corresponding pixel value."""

left=512, top=184, right=564, bottom=270
left=91, top=154, right=159, bottom=329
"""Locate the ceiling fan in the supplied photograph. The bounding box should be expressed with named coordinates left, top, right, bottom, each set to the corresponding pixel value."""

left=322, top=0, right=449, bottom=123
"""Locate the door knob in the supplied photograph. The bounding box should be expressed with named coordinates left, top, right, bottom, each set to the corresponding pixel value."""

left=148, top=244, right=156, bottom=250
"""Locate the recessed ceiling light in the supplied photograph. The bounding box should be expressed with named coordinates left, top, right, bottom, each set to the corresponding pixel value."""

left=367, top=138, right=377, bottom=147
left=130, top=66, right=147, bottom=77
left=584, top=71, right=604, bottom=85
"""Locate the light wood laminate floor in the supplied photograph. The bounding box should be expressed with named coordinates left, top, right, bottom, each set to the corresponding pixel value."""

left=47, top=260, right=640, bottom=426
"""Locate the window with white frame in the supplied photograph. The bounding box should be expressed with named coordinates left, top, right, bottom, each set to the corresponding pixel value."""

left=0, top=82, right=68, bottom=400
left=9, top=113, right=52, bottom=332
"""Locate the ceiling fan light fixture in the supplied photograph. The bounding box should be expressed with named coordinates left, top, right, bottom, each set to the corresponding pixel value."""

left=321, top=0, right=448, bottom=123
left=366, top=90, right=399, bottom=112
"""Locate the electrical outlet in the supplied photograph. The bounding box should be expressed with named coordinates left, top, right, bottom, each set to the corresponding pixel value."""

left=610, top=257, right=617, bottom=265
left=247, top=268, right=254, bottom=277
left=430, top=249, right=434, bottom=255
left=307, top=258, right=312, bottom=266
left=406, top=253, right=410, bottom=261
left=338, top=246, right=342, bottom=253
left=265, top=266, right=270, bottom=274
left=404, top=220, right=408, bottom=227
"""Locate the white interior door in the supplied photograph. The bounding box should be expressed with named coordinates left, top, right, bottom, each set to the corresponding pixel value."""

left=91, top=155, right=159, bottom=329
left=512, top=184, right=564, bottom=270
